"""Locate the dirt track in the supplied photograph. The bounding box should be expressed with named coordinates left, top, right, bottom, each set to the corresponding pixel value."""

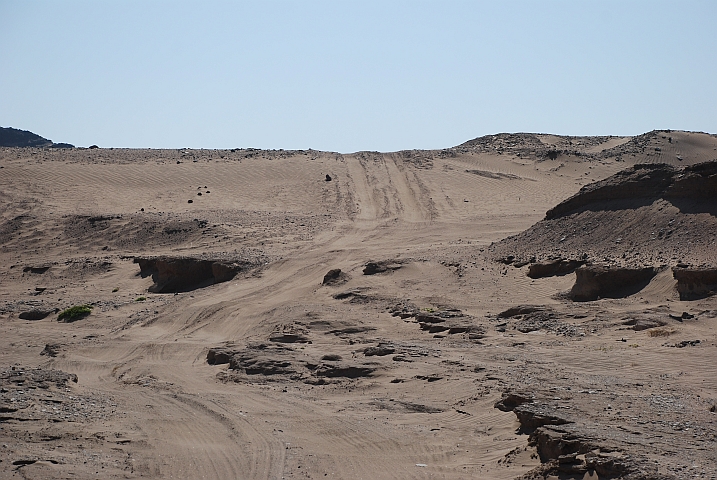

left=1, top=130, right=716, bottom=479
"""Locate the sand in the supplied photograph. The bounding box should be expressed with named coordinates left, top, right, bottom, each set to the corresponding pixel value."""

left=0, top=130, right=715, bottom=479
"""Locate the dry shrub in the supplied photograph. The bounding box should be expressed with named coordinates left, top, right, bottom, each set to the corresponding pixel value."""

left=647, top=326, right=677, bottom=337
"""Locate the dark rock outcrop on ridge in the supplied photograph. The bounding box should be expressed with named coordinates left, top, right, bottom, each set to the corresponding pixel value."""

left=0, top=127, right=74, bottom=148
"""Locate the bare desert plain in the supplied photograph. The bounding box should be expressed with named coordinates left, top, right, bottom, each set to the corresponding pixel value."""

left=0, top=130, right=716, bottom=479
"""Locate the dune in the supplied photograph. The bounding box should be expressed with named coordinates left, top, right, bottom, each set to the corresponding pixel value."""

left=0, top=130, right=715, bottom=479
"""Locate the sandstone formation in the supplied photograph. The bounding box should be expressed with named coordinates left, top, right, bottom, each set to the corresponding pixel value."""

left=569, top=265, right=658, bottom=301
left=672, top=266, right=717, bottom=300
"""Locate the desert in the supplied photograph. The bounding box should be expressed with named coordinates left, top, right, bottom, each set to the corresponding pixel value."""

left=0, top=129, right=716, bottom=479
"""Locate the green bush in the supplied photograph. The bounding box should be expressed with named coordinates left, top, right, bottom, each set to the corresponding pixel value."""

left=135, top=296, right=146, bottom=302
left=57, top=305, right=92, bottom=322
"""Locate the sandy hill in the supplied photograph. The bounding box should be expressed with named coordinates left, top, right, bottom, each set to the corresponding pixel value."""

left=0, top=130, right=715, bottom=479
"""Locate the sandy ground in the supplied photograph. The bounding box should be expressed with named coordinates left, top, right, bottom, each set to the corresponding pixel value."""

left=0, top=130, right=715, bottom=479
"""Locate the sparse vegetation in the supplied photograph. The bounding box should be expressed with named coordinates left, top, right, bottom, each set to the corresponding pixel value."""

left=648, top=326, right=677, bottom=337
left=135, top=296, right=146, bottom=302
left=57, top=305, right=92, bottom=322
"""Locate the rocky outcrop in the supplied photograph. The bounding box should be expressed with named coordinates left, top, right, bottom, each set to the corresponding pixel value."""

left=498, top=391, right=662, bottom=480
left=363, top=260, right=403, bottom=275
left=209, top=343, right=377, bottom=383
left=527, top=258, right=585, bottom=278
left=497, top=305, right=546, bottom=318
left=570, top=265, right=658, bottom=301
left=206, top=346, right=239, bottom=365
left=492, top=161, right=717, bottom=268
left=672, top=266, right=717, bottom=300
left=494, top=391, right=534, bottom=412
left=363, top=343, right=396, bottom=356
left=545, top=162, right=717, bottom=220
left=134, top=256, right=250, bottom=293
left=388, top=305, right=485, bottom=338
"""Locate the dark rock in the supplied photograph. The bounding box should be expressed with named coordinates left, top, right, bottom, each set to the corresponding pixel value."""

left=321, top=354, right=342, bottom=361
left=529, top=426, right=589, bottom=462
left=674, top=339, right=700, bottom=348
left=19, top=309, right=56, bottom=320
left=494, top=392, right=534, bottom=412
left=229, top=348, right=296, bottom=375
left=622, top=317, right=667, bottom=331
left=498, top=305, right=547, bottom=318
left=498, top=255, right=515, bottom=265
left=394, top=401, right=444, bottom=414
left=363, top=260, right=402, bottom=275
left=88, top=145, right=99, bottom=149
left=325, top=174, right=332, bottom=181
left=269, top=333, right=311, bottom=344
left=515, top=403, right=572, bottom=433
left=23, top=266, right=50, bottom=274
left=527, top=259, right=585, bottom=278
left=187, top=199, right=193, bottom=203
left=515, top=311, right=558, bottom=333
left=364, top=343, right=396, bottom=356
left=326, top=326, right=375, bottom=335
left=0, top=368, right=77, bottom=389
left=392, top=355, right=412, bottom=362
left=40, top=344, right=61, bottom=357
left=322, top=268, right=348, bottom=285
left=313, top=364, right=375, bottom=378
left=570, top=265, right=658, bottom=301
left=333, top=290, right=361, bottom=300
left=134, top=256, right=249, bottom=293
left=673, top=266, right=717, bottom=300
left=206, top=347, right=238, bottom=365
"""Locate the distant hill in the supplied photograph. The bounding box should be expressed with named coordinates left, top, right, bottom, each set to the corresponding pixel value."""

left=0, top=127, right=73, bottom=148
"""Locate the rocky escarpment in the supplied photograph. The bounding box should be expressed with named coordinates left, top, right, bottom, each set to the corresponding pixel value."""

left=208, top=343, right=378, bottom=384
left=545, top=162, right=717, bottom=220
left=672, top=266, right=717, bottom=300
left=569, top=265, right=659, bottom=301
left=527, top=258, right=586, bottom=278
left=495, top=392, right=667, bottom=480
left=134, top=256, right=253, bottom=293
left=493, top=161, right=717, bottom=267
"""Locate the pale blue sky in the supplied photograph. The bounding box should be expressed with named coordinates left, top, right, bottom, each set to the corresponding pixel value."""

left=1, top=1, right=715, bottom=151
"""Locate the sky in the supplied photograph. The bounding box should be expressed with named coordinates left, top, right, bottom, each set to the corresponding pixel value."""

left=1, top=1, right=716, bottom=152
